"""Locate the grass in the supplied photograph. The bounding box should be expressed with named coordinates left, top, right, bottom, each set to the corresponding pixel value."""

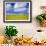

left=6, top=15, right=29, bottom=20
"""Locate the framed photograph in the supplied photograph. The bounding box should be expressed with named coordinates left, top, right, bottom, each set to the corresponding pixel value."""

left=3, top=1, right=32, bottom=23
left=4, top=0, right=30, bottom=2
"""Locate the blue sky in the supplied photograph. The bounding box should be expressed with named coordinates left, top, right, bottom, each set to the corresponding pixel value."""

left=6, top=2, right=29, bottom=15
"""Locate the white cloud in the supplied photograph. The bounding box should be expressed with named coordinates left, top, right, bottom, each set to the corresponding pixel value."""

left=6, top=3, right=28, bottom=12
left=14, top=7, right=27, bottom=12
left=14, top=2, right=27, bottom=12
left=14, top=2, right=27, bottom=8
left=6, top=4, right=11, bottom=11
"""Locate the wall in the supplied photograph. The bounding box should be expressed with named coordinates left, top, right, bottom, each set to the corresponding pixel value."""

left=0, top=0, right=46, bottom=42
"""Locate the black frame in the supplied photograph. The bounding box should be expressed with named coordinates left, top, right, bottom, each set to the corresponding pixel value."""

left=3, top=1, right=32, bottom=23
left=4, top=0, right=30, bottom=2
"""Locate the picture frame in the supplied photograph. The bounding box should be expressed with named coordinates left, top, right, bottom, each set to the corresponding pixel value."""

left=3, top=1, right=32, bottom=23
left=4, top=0, right=30, bottom=2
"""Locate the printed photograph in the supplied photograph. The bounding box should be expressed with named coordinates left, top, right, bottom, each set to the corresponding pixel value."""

left=4, top=2, right=31, bottom=22
left=4, top=0, right=30, bottom=2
